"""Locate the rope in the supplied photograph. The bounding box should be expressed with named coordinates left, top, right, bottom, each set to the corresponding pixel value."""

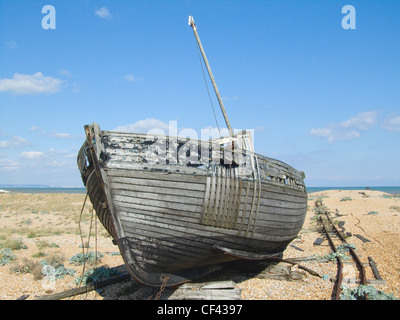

left=70, top=192, right=88, bottom=299
left=72, top=188, right=100, bottom=300
left=193, top=34, right=222, bottom=137
left=83, top=138, right=96, bottom=165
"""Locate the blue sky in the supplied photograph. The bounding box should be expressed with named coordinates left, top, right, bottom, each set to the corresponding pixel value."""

left=0, top=0, right=399, bottom=187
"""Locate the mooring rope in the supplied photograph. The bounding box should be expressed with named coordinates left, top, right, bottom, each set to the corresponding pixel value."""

left=71, top=190, right=100, bottom=300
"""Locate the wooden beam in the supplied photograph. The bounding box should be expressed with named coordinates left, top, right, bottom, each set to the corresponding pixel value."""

left=34, top=273, right=131, bottom=300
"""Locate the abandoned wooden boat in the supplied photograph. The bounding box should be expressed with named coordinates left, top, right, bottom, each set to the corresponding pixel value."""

left=77, top=17, right=307, bottom=287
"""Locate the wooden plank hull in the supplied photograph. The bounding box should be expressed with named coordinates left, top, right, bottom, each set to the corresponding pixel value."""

left=78, top=124, right=307, bottom=287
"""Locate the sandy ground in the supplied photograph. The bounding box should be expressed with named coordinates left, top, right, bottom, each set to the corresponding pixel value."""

left=0, top=189, right=399, bottom=300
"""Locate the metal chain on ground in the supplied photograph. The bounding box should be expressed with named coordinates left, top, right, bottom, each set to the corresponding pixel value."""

left=155, top=275, right=170, bottom=300
left=146, top=275, right=170, bottom=300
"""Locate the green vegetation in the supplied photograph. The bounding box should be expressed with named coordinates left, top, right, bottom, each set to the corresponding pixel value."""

left=9, top=253, right=76, bottom=281
left=390, top=205, right=400, bottom=213
left=74, top=266, right=119, bottom=285
left=340, top=197, right=352, bottom=202
left=69, top=252, right=104, bottom=265
left=340, top=284, right=398, bottom=300
left=36, top=240, right=59, bottom=250
left=308, top=194, right=329, bottom=201
left=313, top=204, right=328, bottom=215
left=0, top=248, right=17, bottom=265
left=32, top=251, right=47, bottom=258
left=41, top=259, right=76, bottom=280
left=367, top=211, right=379, bottom=215
left=2, top=238, right=27, bottom=250
left=322, top=244, right=356, bottom=261
left=10, top=258, right=43, bottom=279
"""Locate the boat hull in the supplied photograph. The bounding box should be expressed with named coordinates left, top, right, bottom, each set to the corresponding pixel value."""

left=78, top=123, right=307, bottom=287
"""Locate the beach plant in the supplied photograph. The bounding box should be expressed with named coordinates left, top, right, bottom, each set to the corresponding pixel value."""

left=21, top=219, right=32, bottom=226
left=340, top=284, right=398, bottom=300
left=322, top=244, right=356, bottom=261
left=74, top=266, right=119, bottom=285
left=11, top=261, right=32, bottom=274
left=313, top=204, right=328, bottom=215
left=3, top=238, right=27, bottom=250
left=390, top=206, right=400, bottom=213
left=41, top=260, right=76, bottom=280
left=367, top=211, right=379, bottom=215
left=69, top=252, right=104, bottom=265
left=32, top=251, right=47, bottom=258
left=27, top=231, right=37, bottom=238
left=340, top=197, right=352, bottom=202
left=308, top=194, right=328, bottom=201
left=10, top=258, right=42, bottom=278
left=37, top=240, right=59, bottom=250
left=0, top=248, right=17, bottom=265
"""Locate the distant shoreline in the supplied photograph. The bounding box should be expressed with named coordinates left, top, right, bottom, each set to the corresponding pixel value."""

left=0, top=187, right=86, bottom=194
left=307, top=186, right=400, bottom=195
left=1, top=186, right=400, bottom=195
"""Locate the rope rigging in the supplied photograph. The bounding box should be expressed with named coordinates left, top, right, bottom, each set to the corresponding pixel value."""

left=192, top=33, right=222, bottom=137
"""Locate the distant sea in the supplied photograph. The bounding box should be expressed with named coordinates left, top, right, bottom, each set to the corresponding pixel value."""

left=1, top=186, right=400, bottom=195
left=307, top=186, right=400, bottom=195
left=0, top=187, right=86, bottom=194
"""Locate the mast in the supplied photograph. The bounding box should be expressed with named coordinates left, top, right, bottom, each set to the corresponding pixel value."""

left=188, top=16, right=234, bottom=137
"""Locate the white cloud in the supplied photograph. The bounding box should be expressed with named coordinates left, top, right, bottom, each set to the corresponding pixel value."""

left=50, top=131, right=77, bottom=139
left=340, top=111, right=378, bottom=130
left=0, top=158, right=19, bottom=172
left=59, top=69, right=71, bottom=76
left=310, top=110, right=378, bottom=142
left=4, top=41, right=17, bottom=49
left=29, top=125, right=40, bottom=131
left=95, top=7, right=112, bottom=19
left=30, top=126, right=79, bottom=139
left=20, top=151, right=46, bottom=160
left=19, top=149, right=76, bottom=168
left=0, top=136, right=30, bottom=148
left=382, top=115, right=400, bottom=132
left=114, top=118, right=171, bottom=134
left=123, top=74, right=142, bottom=82
left=0, top=72, right=63, bottom=95
left=124, top=75, right=135, bottom=82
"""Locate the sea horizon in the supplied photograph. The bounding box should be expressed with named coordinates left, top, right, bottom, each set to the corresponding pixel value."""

left=1, top=185, right=400, bottom=195
left=307, top=186, right=400, bottom=195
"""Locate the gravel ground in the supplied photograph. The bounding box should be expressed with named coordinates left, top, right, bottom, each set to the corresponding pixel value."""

left=0, top=190, right=399, bottom=300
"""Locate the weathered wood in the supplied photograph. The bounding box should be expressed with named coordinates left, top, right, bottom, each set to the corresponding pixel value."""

left=354, top=234, right=371, bottom=243
left=313, top=237, right=325, bottom=246
left=77, top=123, right=307, bottom=286
left=256, top=264, right=304, bottom=281
left=34, top=273, right=131, bottom=300
left=166, top=280, right=241, bottom=300
left=368, top=256, right=384, bottom=281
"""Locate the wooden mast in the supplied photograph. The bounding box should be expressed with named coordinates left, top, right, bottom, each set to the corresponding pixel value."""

left=189, top=16, right=234, bottom=137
